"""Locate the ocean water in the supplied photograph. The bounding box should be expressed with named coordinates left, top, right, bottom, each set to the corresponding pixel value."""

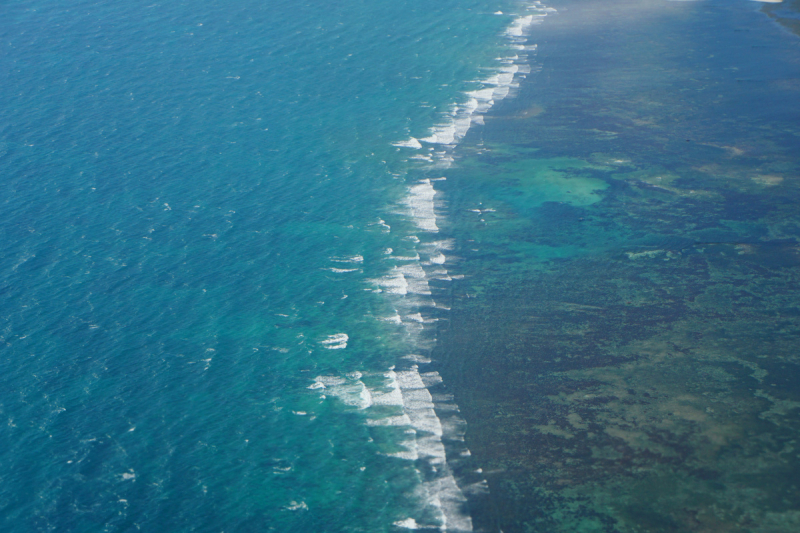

left=3, top=0, right=800, bottom=531
left=0, top=0, right=552, bottom=531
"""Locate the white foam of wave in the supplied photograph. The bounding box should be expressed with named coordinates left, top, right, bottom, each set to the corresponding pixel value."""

left=485, top=64, right=519, bottom=89
left=403, top=179, right=438, bottom=232
left=398, top=262, right=432, bottom=296
left=426, top=239, right=455, bottom=251
left=371, top=219, right=391, bottom=232
left=416, top=476, right=472, bottom=532
left=370, top=371, right=406, bottom=407
left=320, top=333, right=348, bottom=350
left=420, top=124, right=455, bottom=145
left=393, top=137, right=423, bottom=149
left=383, top=311, right=404, bottom=325
left=396, top=370, right=443, bottom=443
left=398, top=368, right=474, bottom=531
left=391, top=253, right=421, bottom=261
left=406, top=312, right=425, bottom=323
left=284, top=501, right=308, bottom=511
left=366, top=414, right=414, bottom=427
left=313, top=374, right=372, bottom=409
left=433, top=271, right=452, bottom=282
left=374, top=267, right=409, bottom=295
left=327, top=267, right=359, bottom=273
left=506, top=14, right=535, bottom=37
left=394, top=518, right=420, bottom=529
left=331, top=255, right=364, bottom=263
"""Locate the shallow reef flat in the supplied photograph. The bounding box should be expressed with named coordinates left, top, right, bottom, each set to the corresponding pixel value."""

left=763, top=0, right=800, bottom=37
left=440, top=235, right=800, bottom=531
left=433, top=0, right=800, bottom=531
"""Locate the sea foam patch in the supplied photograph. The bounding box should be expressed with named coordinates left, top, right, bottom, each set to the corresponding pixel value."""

left=393, top=137, right=424, bottom=149
left=320, top=333, right=348, bottom=350
left=403, top=179, right=439, bottom=232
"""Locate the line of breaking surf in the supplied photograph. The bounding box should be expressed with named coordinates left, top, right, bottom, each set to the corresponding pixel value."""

left=378, top=3, right=556, bottom=531
left=310, top=3, right=554, bottom=531
left=393, top=1, right=556, bottom=167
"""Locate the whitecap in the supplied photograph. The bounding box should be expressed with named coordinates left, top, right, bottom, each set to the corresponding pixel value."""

left=394, top=518, right=420, bottom=529
left=383, top=312, right=403, bottom=325
left=403, top=179, right=438, bottom=232
left=406, top=312, right=425, bottom=323
left=390, top=253, right=421, bottom=261
left=320, top=333, right=348, bottom=350
left=420, top=123, right=457, bottom=145
left=331, top=255, right=363, bottom=263
left=284, top=501, right=308, bottom=511
left=315, top=374, right=372, bottom=409
left=393, top=137, right=423, bottom=149
left=369, top=371, right=405, bottom=407
left=374, top=268, right=409, bottom=295
left=506, top=14, right=534, bottom=37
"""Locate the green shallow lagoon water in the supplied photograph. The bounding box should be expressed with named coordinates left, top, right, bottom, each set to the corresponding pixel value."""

left=432, top=0, right=800, bottom=531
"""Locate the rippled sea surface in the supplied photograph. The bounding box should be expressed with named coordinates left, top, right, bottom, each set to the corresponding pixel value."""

left=2, top=0, right=800, bottom=532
